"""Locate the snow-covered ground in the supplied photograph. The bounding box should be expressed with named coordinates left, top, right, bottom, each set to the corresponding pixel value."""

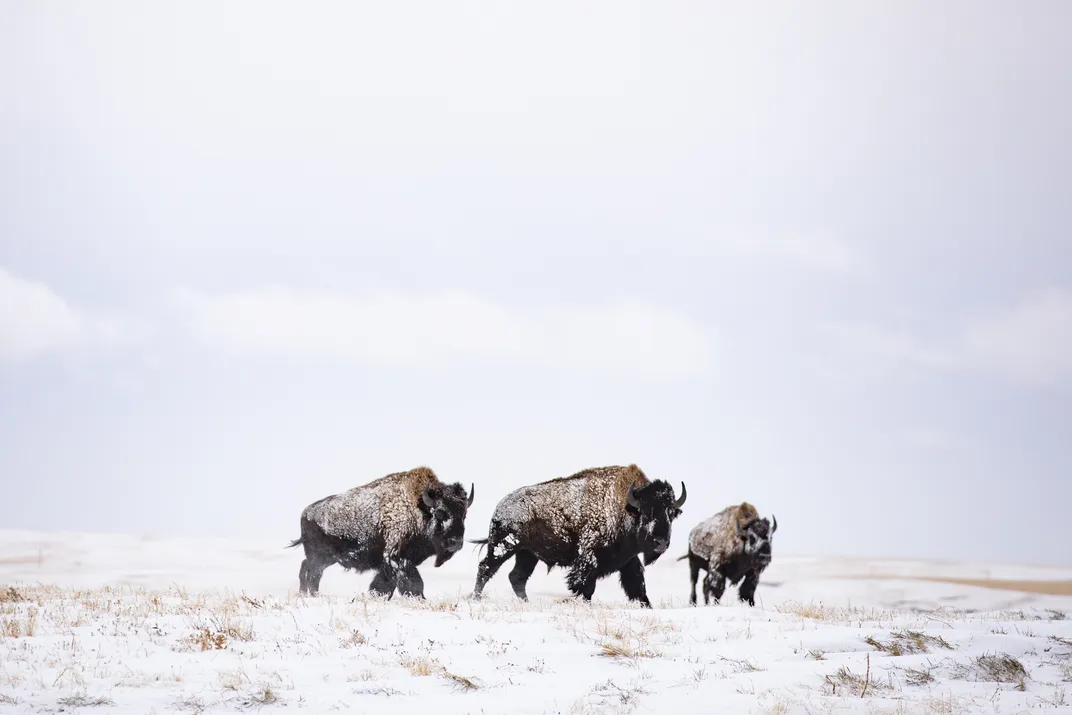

left=1, top=530, right=1071, bottom=714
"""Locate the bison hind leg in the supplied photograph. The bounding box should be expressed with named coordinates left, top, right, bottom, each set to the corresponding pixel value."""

left=470, top=537, right=516, bottom=600
left=687, top=553, right=705, bottom=606
left=508, top=551, right=539, bottom=601
left=299, top=556, right=331, bottom=597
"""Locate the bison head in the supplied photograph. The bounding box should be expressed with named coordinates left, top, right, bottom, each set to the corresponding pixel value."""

left=625, top=479, right=687, bottom=565
left=421, top=481, right=475, bottom=566
left=737, top=513, right=776, bottom=568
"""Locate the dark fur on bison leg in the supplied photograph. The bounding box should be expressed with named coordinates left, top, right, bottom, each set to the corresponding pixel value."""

left=471, top=541, right=515, bottom=599
left=368, top=569, right=396, bottom=599
left=738, top=571, right=759, bottom=607
left=566, top=551, right=598, bottom=601
left=394, top=560, right=425, bottom=599
left=508, top=551, right=539, bottom=601
left=619, top=556, right=652, bottom=608
left=687, top=553, right=704, bottom=606
left=703, top=570, right=726, bottom=605
left=299, top=558, right=329, bottom=596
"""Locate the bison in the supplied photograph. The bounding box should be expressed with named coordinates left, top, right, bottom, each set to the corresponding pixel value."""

left=678, top=501, right=777, bottom=607
left=469, top=464, right=686, bottom=608
left=287, top=466, right=474, bottom=599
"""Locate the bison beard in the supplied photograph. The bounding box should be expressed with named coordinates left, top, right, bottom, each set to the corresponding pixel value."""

left=468, top=465, right=686, bottom=608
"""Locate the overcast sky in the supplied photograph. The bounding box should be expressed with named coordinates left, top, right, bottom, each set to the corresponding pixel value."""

left=2, top=2, right=1070, bottom=566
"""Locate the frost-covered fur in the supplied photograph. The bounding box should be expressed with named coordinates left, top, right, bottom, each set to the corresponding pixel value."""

left=678, top=501, right=777, bottom=607
left=469, top=464, right=686, bottom=608
left=287, top=466, right=474, bottom=599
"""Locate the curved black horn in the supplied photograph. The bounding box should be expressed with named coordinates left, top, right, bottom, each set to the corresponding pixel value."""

left=674, top=481, right=687, bottom=508
left=422, top=483, right=436, bottom=508
left=770, top=514, right=777, bottom=534
left=626, top=484, right=641, bottom=509
left=467, top=483, right=475, bottom=507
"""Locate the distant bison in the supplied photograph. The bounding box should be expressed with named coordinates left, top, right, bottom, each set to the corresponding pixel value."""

left=469, top=464, right=686, bottom=608
left=287, top=466, right=474, bottom=599
left=679, top=502, right=777, bottom=607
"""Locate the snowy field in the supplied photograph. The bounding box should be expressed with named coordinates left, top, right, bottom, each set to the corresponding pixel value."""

left=1, top=530, right=1071, bottom=714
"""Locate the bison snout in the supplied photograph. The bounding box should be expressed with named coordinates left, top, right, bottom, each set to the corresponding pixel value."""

left=653, top=538, right=670, bottom=553
left=445, top=536, right=465, bottom=552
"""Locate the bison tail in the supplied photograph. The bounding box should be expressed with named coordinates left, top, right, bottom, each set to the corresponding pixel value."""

left=675, top=553, right=690, bottom=562
left=468, top=538, right=489, bottom=556
left=286, top=538, right=303, bottom=549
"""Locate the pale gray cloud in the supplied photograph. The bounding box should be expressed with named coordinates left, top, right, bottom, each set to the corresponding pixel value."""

left=0, top=267, right=134, bottom=364
left=175, top=286, right=712, bottom=378
left=831, top=288, right=1072, bottom=387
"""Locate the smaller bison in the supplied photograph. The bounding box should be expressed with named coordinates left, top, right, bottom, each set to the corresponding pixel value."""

left=678, top=502, right=777, bottom=607
left=287, top=466, right=474, bottom=599
left=469, top=464, right=686, bottom=608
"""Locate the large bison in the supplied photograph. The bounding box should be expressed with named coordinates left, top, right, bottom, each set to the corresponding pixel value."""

left=678, top=501, right=777, bottom=607
left=469, top=464, right=686, bottom=608
left=287, top=466, right=474, bottom=599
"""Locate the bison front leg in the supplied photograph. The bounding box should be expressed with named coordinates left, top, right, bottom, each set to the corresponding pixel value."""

left=702, top=570, right=726, bottom=605
left=565, top=551, right=598, bottom=602
left=368, top=569, right=396, bottom=599
left=618, top=556, right=652, bottom=608
left=738, top=570, right=759, bottom=607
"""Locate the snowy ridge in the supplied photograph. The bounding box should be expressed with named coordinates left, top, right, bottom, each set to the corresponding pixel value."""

left=1, top=530, right=1071, bottom=714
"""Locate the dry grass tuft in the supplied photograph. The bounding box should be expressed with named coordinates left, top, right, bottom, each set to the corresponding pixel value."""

left=597, top=640, right=661, bottom=661
left=339, top=629, right=366, bottom=648
left=951, top=653, right=1028, bottom=688
left=442, top=671, right=483, bottom=692
left=866, top=630, right=953, bottom=656
left=823, top=656, right=892, bottom=697
left=178, top=626, right=228, bottom=651
left=902, top=663, right=937, bottom=686
left=240, top=684, right=281, bottom=707
left=0, top=693, right=20, bottom=706
left=401, top=655, right=442, bottom=677
left=56, top=693, right=115, bottom=707
left=718, top=655, right=765, bottom=673
left=353, top=685, right=406, bottom=696
left=806, top=649, right=826, bottom=660
left=0, top=587, right=26, bottom=604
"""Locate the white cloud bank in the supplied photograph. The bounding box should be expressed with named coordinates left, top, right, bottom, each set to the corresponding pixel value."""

left=833, top=288, right=1072, bottom=386
left=174, top=286, right=712, bottom=378
left=0, top=267, right=131, bottom=364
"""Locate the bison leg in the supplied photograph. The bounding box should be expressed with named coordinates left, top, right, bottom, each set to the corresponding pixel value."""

left=368, top=569, right=396, bottom=599
left=471, top=541, right=515, bottom=599
left=566, top=551, right=598, bottom=601
left=618, top=556, right=652, bottom=608
left=703, top=570, right=726, bottom=605
left=687, top=553, right=705, bottom=606
left=397, top=564, right=425, bottom=599
left=299, top=557, right=330, bottom=596
left=738, top=570, right=759, bottom=607
left=507, top=550, right=539, bottom=601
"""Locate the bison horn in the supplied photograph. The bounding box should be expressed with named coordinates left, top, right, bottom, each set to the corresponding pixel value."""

left=674, top=481, right=687, bottom=509
left=422, top=484, right=436, bottom=508
left=467, top=483, right=475, bottom=507
left=770, top=514, right=777, bottom=534
left=626, top=484, right=642, bottom=509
